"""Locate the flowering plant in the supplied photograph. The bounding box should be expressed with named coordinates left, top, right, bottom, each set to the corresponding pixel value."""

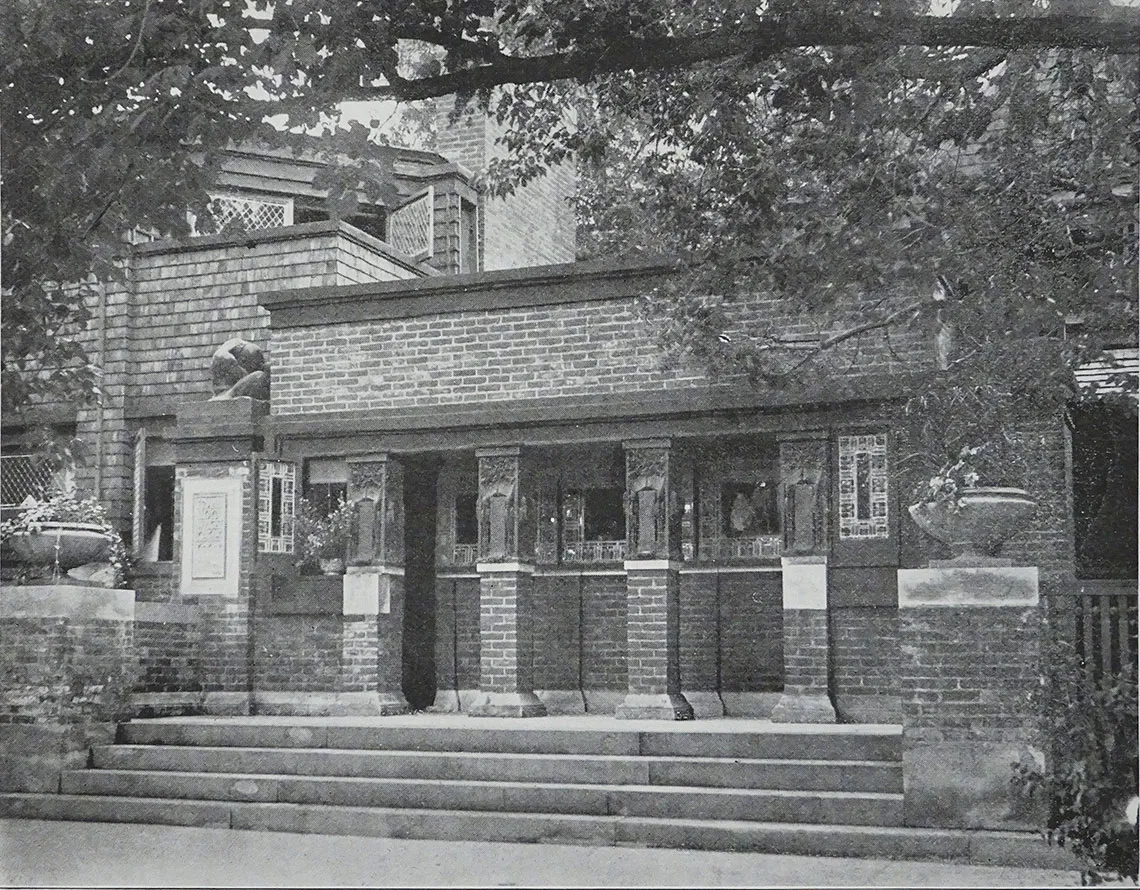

left=0, top=491, right=130, bottom=585
left=918, top=444, right=988, bottom=511
left=294, top=497, right=354, bottom=566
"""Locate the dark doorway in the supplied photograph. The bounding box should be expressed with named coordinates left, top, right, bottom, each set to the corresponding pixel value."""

left=1071, top=403, right=1138, bottom=580
left=402, top=456, right=440, bottom=709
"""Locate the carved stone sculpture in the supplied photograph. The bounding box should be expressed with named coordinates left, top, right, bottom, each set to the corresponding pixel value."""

left=209, top=337, right=270, bottom=401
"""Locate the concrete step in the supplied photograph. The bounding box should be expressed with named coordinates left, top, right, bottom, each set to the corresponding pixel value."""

left=61, top=770, right=903, bottom=827
left=118, top=720, right=902, bottom=762
left=92, top=745, right=903, bottom=793
left=0, top=792, right=1078, bottom=870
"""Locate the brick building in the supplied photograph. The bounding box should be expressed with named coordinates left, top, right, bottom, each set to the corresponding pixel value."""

left=2, top=102, right=1134, bottom=728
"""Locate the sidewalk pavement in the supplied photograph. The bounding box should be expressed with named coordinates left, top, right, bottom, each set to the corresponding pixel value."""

left=0, top=818, right=1082, bottom=888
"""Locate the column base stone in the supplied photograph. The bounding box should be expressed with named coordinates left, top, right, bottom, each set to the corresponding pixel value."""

left=467, top=692, right=547, bottom=718
left=202, top=692, right=251, bottom=716
left=681, top=691, right=726, bottom=718
left=251, top=691, right=408, bottom=717
left=536, top=689, right=587, bottom=715
left=615, top=693, right=694, bottom=721
left=770, top=692, right=836, bottom=723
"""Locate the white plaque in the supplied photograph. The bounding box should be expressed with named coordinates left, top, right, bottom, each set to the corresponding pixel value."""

left=180, top=476, right=243, bottom=597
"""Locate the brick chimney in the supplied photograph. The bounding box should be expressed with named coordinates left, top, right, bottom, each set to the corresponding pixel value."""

left=433, top=98, right=576, bottom=272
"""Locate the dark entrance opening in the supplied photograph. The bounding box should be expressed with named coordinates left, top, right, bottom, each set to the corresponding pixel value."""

left=402, top=456, right=440, bottom=710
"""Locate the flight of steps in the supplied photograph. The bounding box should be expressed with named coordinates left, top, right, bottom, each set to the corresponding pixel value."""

left=0, top=717, right=1068, bottom=866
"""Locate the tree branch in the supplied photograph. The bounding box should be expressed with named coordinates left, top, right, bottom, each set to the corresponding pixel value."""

left=363, top=13, right=1140, bottom=101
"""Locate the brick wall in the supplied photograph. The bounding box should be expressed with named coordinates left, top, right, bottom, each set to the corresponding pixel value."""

left=130, top=564, right=176, bottom=603
left=252, top=615, right=343, bottom=692
left=0, top=611, right=136, bottom=792
left=533, top=575, right=581, bottom=690
left=174, top=462, right=257, bottom=696
left=718, top=573, right=783, bottom=691
left=832, top=606, right=900, bottom=721
left=0, top=617, right=136, bottom=724
left=453, top=576, right=481, bottom=690
left=477, top=571, right=537, bottom=693
left=900, top=606, right=1040, bottom=742
left=433, top=99, right=576, bottom=270
left=127, top=228, right=417, bottom=404
left=134, top=620, right=202, bottom=694
left=1000, top=418, right=1071, bottom=581
left=271, top=299, right=706, bottom=415
left=581, top=575, right=627, bottom=690
left=269, top=289, right=937, bottom=418
left=678, top=574, right=719, bottom=692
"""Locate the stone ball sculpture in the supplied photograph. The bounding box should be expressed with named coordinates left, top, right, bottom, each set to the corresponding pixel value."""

left=209, top=337, right=270, bottom=401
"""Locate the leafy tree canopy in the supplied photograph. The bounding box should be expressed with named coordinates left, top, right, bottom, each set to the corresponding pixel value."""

left=2, top=0, right=1137, bottom=468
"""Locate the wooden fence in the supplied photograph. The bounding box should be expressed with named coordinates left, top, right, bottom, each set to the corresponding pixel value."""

left=1061, top=581, right=1138, bottom=681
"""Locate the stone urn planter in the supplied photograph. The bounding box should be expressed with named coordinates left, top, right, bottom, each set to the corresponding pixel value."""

left=0, top=521, right=117, bottom=572
left=318, top=557, right=345, bottom=576
left=908, top=487, right=1037, bottom=559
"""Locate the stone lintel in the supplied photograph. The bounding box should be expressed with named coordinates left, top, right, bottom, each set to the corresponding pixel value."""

left=622, top=437, right=671, bottom=450
left=615, top=693, right=694, bottom=721
left=467, top=691, right=547, bottom=718
left=623, top=559, right=681, bottom=572
left=0, top=585, right=135, bottom=621
left=342, top=570, right=399, bottom=615
left=781, top=556, right=828, bottom=610
left=174, top=396, right=269, bottom=432
left=475, top=445, right=522, bottom=459
left=898, top=566, right=1039, bottom=608
left=476, top=562, right=535, bottom=574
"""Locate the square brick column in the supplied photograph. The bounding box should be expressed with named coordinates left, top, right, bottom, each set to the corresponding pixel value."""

left=172, top=398, right=267, bottom=716
left=771, top=556, right=836, bottom=722
left=617, top=439, right=692, bottom=720
left=772, top=437, right=836, bottom=723
left=898, top=562, right=1043, bottom=830
left=344, top=455, right=410, bottom=715
left=469, top=447, right=546, bottom=717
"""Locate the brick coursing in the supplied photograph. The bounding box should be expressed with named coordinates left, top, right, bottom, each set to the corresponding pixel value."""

left=581, top=575, right=628, bottom=691
left=533, top=576, right=581, bottom=690
left=134, top=620, right=202, bottom=694
left=0, top=618, right=136, bottom=723
left=433, top=100, right=575, bottom=271
left=718, top=573, right=784, bottom=692
left=130, top=565, right=177, bottom=603
left=624, top=568, right=682, bottom=695
left=454, top=576, right=481, bottom=689
left=781, top=610, right=830, bottom=692
left=252, top=615, right=342, bottom=692
left=377, top=576, right=404, bottom=695
left=341, top=618, right=380, bottom=693
left=899, top=605, right=1040, bottom=743
left=173, top=462, right=257, bottom=694
left=678, top=574, right=719, bottom=692
left=832, top=607, right=900, bottom=699
left=271, top=300, right=707, bottom=415
left=478, top=571, right=537, bottom=693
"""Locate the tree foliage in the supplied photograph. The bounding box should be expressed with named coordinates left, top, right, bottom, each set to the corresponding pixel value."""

left=2, top=0, right=1137, bottom=459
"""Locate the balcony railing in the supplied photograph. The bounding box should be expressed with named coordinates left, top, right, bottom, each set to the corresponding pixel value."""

left=564, top=539, right=627, bottom=564
left=452, top=543, right=478, bottom=566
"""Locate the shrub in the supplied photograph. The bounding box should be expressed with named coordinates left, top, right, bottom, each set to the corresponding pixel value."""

left=1013, top=617, right=1138, bottom=884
